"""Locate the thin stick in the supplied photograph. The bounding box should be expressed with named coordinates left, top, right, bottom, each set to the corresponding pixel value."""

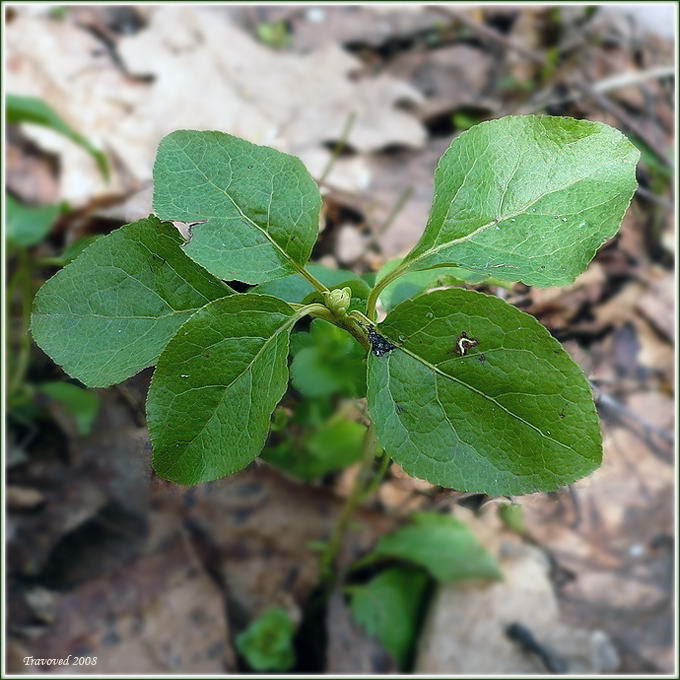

left=571, top=80, right=672, bottom=166
left=436, top=7, right=673, bottom=168
left=522, top=66, right=675, bottom=118
left=319, top=111, right=357, bottom=184
left=357, top=186, right=415, bottom=261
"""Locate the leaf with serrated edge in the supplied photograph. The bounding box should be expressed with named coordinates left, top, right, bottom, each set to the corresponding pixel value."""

left=31, top=216, right=232, bottom=388
left=148, top=294, right=299, bottom=485
left=367, top=288, right=602, bottom=495
left=153, top=130, right=322, bottom=284
left=400, top=115, right=639, bottom=287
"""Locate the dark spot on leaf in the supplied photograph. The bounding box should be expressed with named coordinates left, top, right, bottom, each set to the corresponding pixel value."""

left=454, top=332, right=480, bottom=357
left=559, top=411, right=565, bottom=419
left=395, top=402, right=405, bottom=413
left=367, top=325, right=396, bottom=357
left=476, top=353, right=486, bottom=363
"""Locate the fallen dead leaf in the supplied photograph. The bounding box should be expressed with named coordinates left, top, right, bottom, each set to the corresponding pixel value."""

left=7, top=6, right=426, bottom=206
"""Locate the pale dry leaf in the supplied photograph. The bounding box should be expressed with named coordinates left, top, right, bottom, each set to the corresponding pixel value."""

left=7, top=6, right=425, bottom=206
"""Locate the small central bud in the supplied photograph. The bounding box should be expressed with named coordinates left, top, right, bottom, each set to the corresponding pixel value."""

left=323, top=286, right=352, bottom=317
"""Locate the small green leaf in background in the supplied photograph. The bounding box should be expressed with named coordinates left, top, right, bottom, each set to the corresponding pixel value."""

left=263, top=418, right=365, bottom=482
left=7, top=93, right=109, bottom=179
left=236, top=607, right=296, bottom=672
left=6, top=194, right=63, bottom=247
left=290, top=319, right=366, bottom=399
left=39, top=381, right=100, bottom=437
left=370, top=513, right=500, bottom=583
left=302, top=278, right=371, bottom=314
left=31, top=216, right=232, bottom=388
left=367, top=288, right=602, bottom=496
left=400, top=115, right=639, bottom=287
left=53, top=234, right=103, bottom=266
left=451, top=110, right=484, bottom=131
left=256, top=20, right=292, bottom=50
left=498, top=503, right=527, bottom=536
left=349, top=566, right=428, bottom=669
left=252, top=264, right=360, bottom=303
left=148, top=294, right=298, bottom=485
left=376, top=256, right=489, bottom=313
left=153, top=130, right=322, bottom=284
left=269, top=406, right=291, bottom=433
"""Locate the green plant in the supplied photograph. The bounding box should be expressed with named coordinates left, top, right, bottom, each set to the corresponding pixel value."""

left=255, top=20, right=292, bottom=50
left=30, top=116, right=638, bottom=548
left=7, top=94, right=106, bottom=417
left=7, top=94, right=109, bottom=179
left=346, top=513, right=499, bottom=669
left=236, top=607, right=296, bottom=672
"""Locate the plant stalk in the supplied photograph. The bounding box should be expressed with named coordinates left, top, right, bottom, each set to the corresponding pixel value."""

left=319, top=423, right=389, bottom=584
left=8, top=248, right=34, bottom=399
left=296, top=264, right=331, bottom=295
left=365, top=260, right=409, bottom=321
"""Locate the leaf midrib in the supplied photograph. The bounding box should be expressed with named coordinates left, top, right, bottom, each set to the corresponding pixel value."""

left=404, top=158, right=627, bottom=271
left=169, top=137, right=305, bottom=275
left=157, top=311, right=298, bottom=474
left=384, top=343, right=576, bottom=455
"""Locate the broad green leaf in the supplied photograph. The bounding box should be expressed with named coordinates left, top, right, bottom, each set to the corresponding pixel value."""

left=367, top=288, right=602, bottom=495
left=153, top=130, right=322, bottom=284
left=302, top=278, right=371, bottom=314
left=236, top=608, right=295, bottom=672
left=39, top=381, right=100, bottom=436
left=148, top=294, right=298, bottom=485
left=370, top=513, right=500, bottom=582
left=290, top=319, right=366, bottom=399
left=7, top=94, right=109, bottom=179
left=6, top=194, right=62, bottom=247
left=263, top=418, right=365, bottom=481
left=400, top=115, right=639, bottom=287
left=252, top=264, right=360, bottom=302
left=377, top=257, right=488, bottom=313
left=349, top=566, right=428, bottom=669
left=31, top=216, right=232, bottom=388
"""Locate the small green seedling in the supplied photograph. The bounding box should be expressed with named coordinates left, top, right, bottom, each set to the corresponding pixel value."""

left=236, top=607, right=296, bottom=672
left=31, top=115, right=639, bottom=496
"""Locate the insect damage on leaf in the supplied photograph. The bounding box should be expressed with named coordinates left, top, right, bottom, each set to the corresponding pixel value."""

left=367, top=326, right=396, bottom=358
left=454, top=332, right=480, bottom=357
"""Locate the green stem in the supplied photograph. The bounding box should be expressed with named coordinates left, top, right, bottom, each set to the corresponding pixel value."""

left=319, top=423, right=389, bottom=584
left=9, top=248, right=34, bottom=398
left=337, top=316, right=371, bottom=352
left=360, top=450, right=391, bottom=500
left=365, top=260, right=410, bottom=321
left=295, top=264, right=330, bottom=295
